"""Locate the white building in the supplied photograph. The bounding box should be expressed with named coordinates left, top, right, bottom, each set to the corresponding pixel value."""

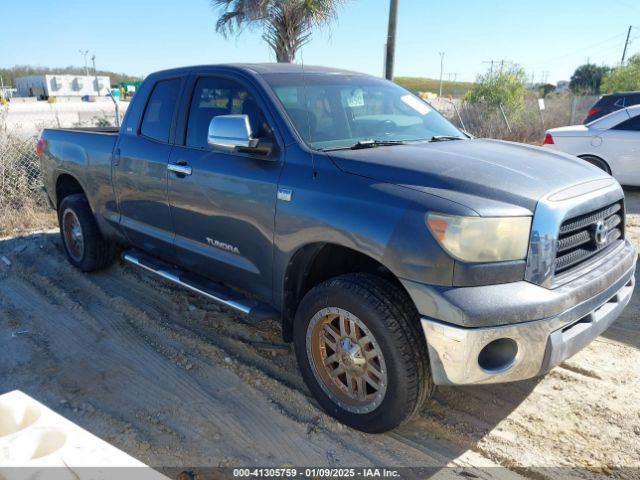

left=16, top=75, right=111, bottom=98
left=555, top=80, right=570, bottom=93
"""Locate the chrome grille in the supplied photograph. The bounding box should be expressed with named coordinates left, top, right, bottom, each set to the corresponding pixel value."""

left=554, top=202, right=624, bottom=275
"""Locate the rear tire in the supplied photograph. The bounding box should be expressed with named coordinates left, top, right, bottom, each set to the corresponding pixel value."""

left=293, top=273, right=434, bottom=433
left=579, top=155, right=611, bottom=175
left=58, top=194, right=115, bottom=272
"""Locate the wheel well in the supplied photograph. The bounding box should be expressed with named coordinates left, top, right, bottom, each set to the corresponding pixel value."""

left=577, top=154, right=611, bottom=174
left=281, top=243, right=406, bottom=341
left=55, top=174, right=85, bottom=208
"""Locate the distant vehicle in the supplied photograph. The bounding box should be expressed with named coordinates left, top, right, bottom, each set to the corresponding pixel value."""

left=38, top=64, right=636, bottom=433
left=544, top=105, right=640, bottom=186
left=583, top=92, right=640, bottom=123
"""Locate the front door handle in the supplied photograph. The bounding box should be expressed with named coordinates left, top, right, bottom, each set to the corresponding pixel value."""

left=168, top=162, right=192, bottom=176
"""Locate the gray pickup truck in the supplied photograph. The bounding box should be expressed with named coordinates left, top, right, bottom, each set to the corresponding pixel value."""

left=38, top=64, right=636, bottom=433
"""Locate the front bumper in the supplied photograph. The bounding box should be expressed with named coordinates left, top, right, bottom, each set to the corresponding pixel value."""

left=413, top=239, right=636, bottom=385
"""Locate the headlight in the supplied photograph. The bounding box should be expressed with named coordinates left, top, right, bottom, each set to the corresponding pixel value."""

left=426, top=214, right=531, bottom=263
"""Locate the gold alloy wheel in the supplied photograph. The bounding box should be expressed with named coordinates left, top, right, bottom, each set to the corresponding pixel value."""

left=62, top=208, right=84, bottom=262
left=306, top=307, right=388, bottom=414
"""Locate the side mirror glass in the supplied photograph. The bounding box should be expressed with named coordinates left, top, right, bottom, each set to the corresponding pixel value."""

left=207, top=114, right=258, bottom=152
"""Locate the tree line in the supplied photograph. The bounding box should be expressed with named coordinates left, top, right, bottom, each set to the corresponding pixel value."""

left=569, top=55, right=640, bottom=94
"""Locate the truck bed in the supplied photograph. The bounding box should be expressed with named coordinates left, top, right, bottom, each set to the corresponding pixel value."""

left=49, top=126, right=120, bottom=135
left=40, top=127, right=120, bottom=222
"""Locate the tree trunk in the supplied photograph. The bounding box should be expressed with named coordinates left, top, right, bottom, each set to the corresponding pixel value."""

left=275, top=47, right=295, bottom=63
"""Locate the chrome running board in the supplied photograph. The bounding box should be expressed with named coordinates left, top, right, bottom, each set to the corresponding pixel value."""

left=123, top=251, right=278, bottom=321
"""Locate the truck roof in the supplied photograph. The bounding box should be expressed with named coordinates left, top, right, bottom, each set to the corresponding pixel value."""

left=147, top=63, right=367, bottom=78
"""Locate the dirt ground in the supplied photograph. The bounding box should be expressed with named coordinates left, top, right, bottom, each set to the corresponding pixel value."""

left=1, top=191, right=639, bottom=480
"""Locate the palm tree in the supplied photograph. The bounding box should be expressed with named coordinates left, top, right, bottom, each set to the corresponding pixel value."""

left=212, top=0, right=349, bottom=63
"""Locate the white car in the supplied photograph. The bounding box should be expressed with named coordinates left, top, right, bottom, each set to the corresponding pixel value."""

left=543, top=104, right=640, bottom=186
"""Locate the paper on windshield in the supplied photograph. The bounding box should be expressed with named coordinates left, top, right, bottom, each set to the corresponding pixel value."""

left=344, top=89, right=365, bottom=107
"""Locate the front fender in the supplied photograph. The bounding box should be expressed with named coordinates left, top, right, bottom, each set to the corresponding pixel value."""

left=273, top=150, right=476, bottom=307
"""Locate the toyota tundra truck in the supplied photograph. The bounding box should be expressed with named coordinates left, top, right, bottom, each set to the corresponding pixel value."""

left=37, top=64, right=637, bottom=433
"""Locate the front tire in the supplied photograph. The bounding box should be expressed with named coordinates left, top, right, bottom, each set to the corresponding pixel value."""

left=58, top=194, right=115, bottom=272
left=293, top=273, right=434, bottom=433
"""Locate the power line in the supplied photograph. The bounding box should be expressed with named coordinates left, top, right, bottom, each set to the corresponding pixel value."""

left=527, top=31, right=627, bottom=67
left=527, top=40, right=631, bottom=70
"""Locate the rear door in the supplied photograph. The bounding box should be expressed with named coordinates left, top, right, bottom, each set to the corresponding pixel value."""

left=601, top=113, right=640, bottom=185
left=114, top=76, right=184, bottom=259
left=168, top=72, right=284, bottom=302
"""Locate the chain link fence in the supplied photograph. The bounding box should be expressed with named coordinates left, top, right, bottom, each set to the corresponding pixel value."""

left=0, top=105, right=55, bottom=236
left=0, top=100, right=126, bottom=237
left=435, top=94, right=600, bottom=144
left=0, top=129, right=54, bottom=237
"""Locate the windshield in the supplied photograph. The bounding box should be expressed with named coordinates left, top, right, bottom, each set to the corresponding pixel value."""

left=263, top=73, right=465, bottom=150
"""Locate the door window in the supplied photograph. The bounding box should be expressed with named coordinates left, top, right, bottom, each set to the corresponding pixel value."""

left=140, top=78, right=181, bottom=143
left=613, top=115, right=640, bottom=131
left=186, top=77, right=271, bottom=149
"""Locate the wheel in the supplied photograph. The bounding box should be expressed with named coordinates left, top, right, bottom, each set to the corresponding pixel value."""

left=579, top=155, right=611, bottom=175
left=58, top=194, right=115, bottom=272
left=293, top=273, right=434, bottom=433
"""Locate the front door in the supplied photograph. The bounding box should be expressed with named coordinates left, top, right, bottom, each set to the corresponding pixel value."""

left=168, top=74, right=284, bottom=302
left=114, top=77, right=183, bottom=259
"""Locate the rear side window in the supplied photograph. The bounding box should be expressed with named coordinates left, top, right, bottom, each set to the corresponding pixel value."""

left=613, top=115, right=640, bottom=131
left=140, top=78, right=181, bottom=143
left=613, top=98, right=626, bottom=108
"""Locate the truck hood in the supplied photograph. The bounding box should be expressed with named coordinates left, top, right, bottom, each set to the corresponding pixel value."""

left=327, top=138, right=607, bottom=215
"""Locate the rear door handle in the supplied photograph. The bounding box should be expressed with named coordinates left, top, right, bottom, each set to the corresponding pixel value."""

left=113, top=148, right=121, bottom=166
left=168, top=163, right=192, bottom=176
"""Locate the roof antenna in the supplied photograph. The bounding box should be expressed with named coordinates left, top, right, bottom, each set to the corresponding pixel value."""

left=300, top=53, right=317, bottom=178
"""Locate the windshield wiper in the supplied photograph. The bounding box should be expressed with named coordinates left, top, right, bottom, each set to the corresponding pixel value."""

left=429, top=135, right=464, bottom=142
left=349, top=139, right=407, bottom=150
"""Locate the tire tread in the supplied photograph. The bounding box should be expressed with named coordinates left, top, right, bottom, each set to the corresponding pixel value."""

left=294, top=273, right=434, bottom=432
left=58, top=193, right=115, bottom=272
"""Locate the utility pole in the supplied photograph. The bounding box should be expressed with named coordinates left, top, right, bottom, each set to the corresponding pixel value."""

left=91, top=55, right=99, bottom=94
left=621, top=25, right=632, bottom=65
left=482, top=60, right=495, bottom=79
left=438, top=52, right=445, bottom=97
left=483, top=59, right=512, bottom=79
left=79, top=49, right=90, bottom=77
left=385, top=0, right=398, bottom=80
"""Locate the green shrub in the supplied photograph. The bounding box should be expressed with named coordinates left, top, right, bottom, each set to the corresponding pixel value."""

left=464, top=65, right=528, bottom=112
left=601, top=54, right=640, bottom=93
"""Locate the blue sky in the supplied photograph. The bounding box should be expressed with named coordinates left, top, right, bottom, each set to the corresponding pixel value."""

left=2, top=0, right=639, bottom=83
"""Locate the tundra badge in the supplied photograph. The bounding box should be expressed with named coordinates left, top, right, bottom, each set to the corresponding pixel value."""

left=206, top=237, right=240, bottom=255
